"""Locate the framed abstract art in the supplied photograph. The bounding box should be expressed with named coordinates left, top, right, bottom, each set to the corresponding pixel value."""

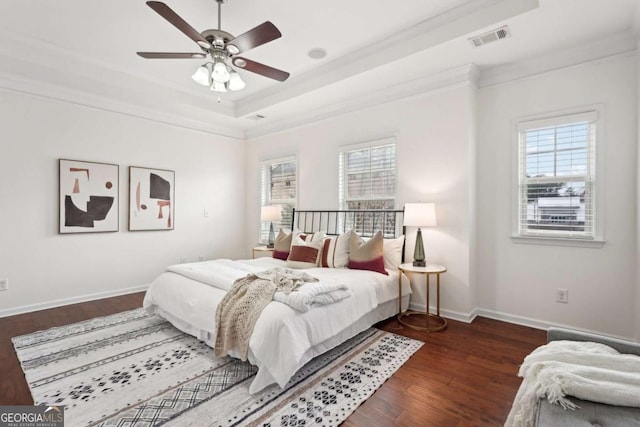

left=129, top=166, right=175, bottom=231
left=59, top=159, right=119, bottom=233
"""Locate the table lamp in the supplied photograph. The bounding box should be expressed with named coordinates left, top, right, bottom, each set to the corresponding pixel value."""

left=403, top=203, right=437, bottom=267
left=261, top=205, right=282, bottom=248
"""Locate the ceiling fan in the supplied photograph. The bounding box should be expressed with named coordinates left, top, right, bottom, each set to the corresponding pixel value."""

left=137, top=0, right=290, bottom=94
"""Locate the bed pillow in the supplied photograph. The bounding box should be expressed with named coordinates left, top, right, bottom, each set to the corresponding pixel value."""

left=273, top=229, right=293, bottom=260
left=348, top=231, right=388, bottom=275
left=297, top=230, right=326, bottom=242
left=383, top=235, right=405, bottom=270
left=321, top=230, right=352, bottom=268
left=287, top=236, right=324, bottom=269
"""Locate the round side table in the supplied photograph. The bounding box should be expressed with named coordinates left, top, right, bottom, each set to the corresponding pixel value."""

left=397, top=263, right=447, bottom=332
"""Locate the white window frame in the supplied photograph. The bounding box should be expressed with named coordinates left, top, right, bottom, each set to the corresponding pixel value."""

left=511, top=106, right=605, bottom=248
left=338, top=137, right=397, bottom=210
left=260, top=155, right=297, bottom=242
left=337, top=137, right=398, bottom=236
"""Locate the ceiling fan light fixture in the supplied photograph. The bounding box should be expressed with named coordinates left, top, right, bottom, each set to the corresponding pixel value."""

left=191, top=63, right=211, bottom=86
left=228, top=71, right=245, bottom=91
left=211, top=80, right=227, bottom=93
left=138, top=1, right=289, bottom=96
left=212, top=61, right=231, bottom=83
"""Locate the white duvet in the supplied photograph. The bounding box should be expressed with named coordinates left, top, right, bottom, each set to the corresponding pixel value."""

left=143, top=257, right=410, bottom=393
left=167, top=261, right=352, bottom=312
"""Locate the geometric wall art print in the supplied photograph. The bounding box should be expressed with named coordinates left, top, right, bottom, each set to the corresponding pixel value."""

left=129, top=166, right=175, bottom=231
left=59, top=159, right=119, bottom=234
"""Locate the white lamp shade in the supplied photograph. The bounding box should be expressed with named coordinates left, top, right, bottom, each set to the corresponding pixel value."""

left=403, top=203, right=437, bottom=227
left=210, top=81, right=227, bottom=92
left=261, top=205, right=282, bottom=222
left=228, top=71, right=245, bottom=91
left=191, top=64, right=210, bottom=86
left=212, top=61, right=231, bottom=83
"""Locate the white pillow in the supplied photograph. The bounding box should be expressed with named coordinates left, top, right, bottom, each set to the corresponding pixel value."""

left=287, top=235, right=324, bottom=269
left=383, top=235, right=405, bottom=270
left=321, top=230, right=352, bottom=268
left=293, top=229, right=326, bottom=243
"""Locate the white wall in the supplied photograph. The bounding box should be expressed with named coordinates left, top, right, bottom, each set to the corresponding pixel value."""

left=637, top=48, right=640, bottom=341
left=245, top=83, right=478, bottom=319
left=0, top=90, right=246, bottom=315
left=476, top=53, right=638, bottom=338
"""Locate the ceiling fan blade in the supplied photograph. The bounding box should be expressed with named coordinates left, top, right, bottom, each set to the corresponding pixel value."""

left=146, top=1, right=211, bottom=50
left=232, top=57, right=289, bottom=82
left=137, top=52, right=207, bottom=59
left=227, top=21, right=281, bottom=54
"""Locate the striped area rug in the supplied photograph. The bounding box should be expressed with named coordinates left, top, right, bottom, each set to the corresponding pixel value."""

left=12, top=308, right=423, bottom=427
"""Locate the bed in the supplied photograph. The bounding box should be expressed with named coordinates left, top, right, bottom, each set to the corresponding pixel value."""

left=143, top=209, right=411, bottom=393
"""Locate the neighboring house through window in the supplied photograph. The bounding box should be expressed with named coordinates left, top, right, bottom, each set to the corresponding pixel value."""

left=517, top=110, right=598, bottom=240
left=260, top=156, right=296, bottom=242
left=338, top=137, right=397, bottom=236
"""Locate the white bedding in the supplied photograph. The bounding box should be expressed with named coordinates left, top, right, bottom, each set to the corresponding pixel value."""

left=143, top=257, right=411, bottom=393
left=168, top=261, right=352, bottom=312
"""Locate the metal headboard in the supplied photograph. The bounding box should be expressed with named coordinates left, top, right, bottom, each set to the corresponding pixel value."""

left=291, top=209, right=405, bottom=237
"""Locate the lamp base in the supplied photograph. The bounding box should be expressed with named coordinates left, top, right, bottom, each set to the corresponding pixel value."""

left=267, top=222, right=275, bottom=249
left=412, top=227, right=426, bottom=268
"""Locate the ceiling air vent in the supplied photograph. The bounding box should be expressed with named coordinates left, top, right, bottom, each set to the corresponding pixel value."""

left=246, top=114, right=266, bottom=120
left=468, top=25, right=510, bottom=47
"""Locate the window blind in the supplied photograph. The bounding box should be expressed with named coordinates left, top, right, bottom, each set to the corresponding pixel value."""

left=260, top=156, right=296, bottom=241
left=338, top=140, right=396, bottom=236
left=518, top=112, right=596, bottom=239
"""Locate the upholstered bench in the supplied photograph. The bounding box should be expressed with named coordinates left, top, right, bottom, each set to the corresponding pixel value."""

left=535, top=327, right=640, bottom=427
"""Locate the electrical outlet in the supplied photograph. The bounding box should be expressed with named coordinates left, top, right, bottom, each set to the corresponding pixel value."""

left=556, top=288, right=568, bottom=303
left=198, top=255, right=204, bottom=262
left=0, top=278, right=8, bottom=291
left=179, top=257, right=187, bottom=264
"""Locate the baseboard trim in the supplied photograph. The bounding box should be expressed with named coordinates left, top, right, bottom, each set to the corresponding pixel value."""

left=474, top=308, right=636, bottom=341
left=408, top=302, right=477, bottom=324
left=475, top=308, right=550, bottom=331
left=0, top=285, right=149, bottom=319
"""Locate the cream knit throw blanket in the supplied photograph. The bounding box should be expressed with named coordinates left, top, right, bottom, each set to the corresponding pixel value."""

left=505, top=340, right=640, bottom=427
left=215, top=268, right=318, bottom=360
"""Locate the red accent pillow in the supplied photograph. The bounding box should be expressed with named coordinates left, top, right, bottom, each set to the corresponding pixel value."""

left=348, top=231, right=388, bottom=275
left=273, top=250, right=289, bottom=261
left=348, top=257, right=387, bottom=275
left=272, top=229, right=293, bottom=260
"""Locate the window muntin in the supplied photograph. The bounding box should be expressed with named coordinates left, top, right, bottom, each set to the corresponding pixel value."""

left=260, top=156, right=296, bottom=241
left=518, top=112, right=596, bottom=239
left=338, top=139, right=397, bottom=236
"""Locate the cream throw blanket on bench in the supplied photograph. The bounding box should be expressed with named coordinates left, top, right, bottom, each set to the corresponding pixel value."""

left=505, top=340, right=640, bottom=427
left=215, top=268, right=318, bottom=360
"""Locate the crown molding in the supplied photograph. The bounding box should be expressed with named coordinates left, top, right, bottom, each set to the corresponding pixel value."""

left=245, top=64, right=478, bottom=140
left=477, top=30, right=638, bottom=88
left=235, top=0, right=539, bottom=118
left=0, top=71, right=245, bottom=140
left=0, top=29, right=230, bottom=110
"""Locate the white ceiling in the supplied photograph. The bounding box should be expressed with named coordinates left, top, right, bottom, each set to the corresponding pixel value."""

left=0, top=0, right=637, bottom=139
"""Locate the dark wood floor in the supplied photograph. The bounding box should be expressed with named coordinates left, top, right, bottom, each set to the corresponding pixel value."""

left=0, top=293, right=545, bottom=426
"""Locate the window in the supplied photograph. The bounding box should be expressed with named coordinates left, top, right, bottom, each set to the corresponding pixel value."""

left=260, top=156, right=296, bottom=242
left=517, top=111, right=597, bottom=240
left=338, top=138, right=397, bottom=235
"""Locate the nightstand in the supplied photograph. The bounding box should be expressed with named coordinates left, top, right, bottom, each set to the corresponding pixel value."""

left=252, top=246, right=274, bottom=259
left=397, top=263, right=447, bottom=332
